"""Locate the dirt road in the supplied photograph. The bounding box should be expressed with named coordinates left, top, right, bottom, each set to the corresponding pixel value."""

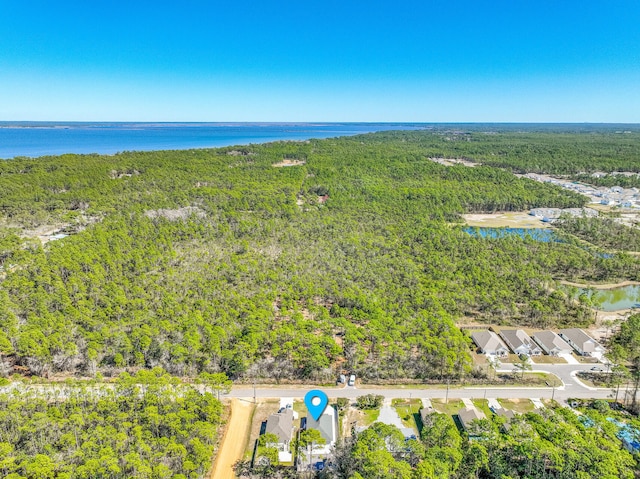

left=210, top=398, right=255, bottom=479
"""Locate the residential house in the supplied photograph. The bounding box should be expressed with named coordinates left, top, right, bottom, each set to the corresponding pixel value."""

left=558, top=329, right=605, bottom=357
left=500, top=329, right=542, bottom=356
left=471, top=331, right=509, bottom=357
left=533, top=331, right=573, bottom=356
left=458, top=407, right=487, bottom=433
left=419, top=404, right=435, bottom=427
left=306, top=405, right=337, bottom=456
left=265, top=408, right=294, bottom=462
left=491, top=407, right=516, bottom=431
left=279, top=398, right=298, bottom=419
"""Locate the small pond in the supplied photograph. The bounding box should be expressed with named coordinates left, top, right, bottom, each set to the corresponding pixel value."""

left=463, top=227, right=558, bottom=243
left=563, top=284, right=640, bottom=311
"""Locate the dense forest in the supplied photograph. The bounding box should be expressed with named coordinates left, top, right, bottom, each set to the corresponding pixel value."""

left=0, top=129, right=639, bottom=382
left=363, top=128, right=640, bottom=174
left=0, top=368, right=223, bottom=479
left=555, top=215, right=640, bottom=252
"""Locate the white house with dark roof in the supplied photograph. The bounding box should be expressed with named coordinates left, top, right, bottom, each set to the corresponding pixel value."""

left=558, top=329, right=605, bottom=357
left=265, top=408, right=294, bottom=462
left=533, top=331, right=573, bottom=356
left=471, top=331, right=509, bottom=357
left=306, top=405, right=337, bottom=456
left=500, top=329, right=542, bottom=356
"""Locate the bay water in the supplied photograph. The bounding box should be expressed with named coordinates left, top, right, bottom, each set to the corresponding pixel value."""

left=0, top=122, right=424, bottom=159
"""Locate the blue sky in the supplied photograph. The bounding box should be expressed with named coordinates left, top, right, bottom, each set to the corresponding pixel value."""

left=1, top=1, right=639, bottom=121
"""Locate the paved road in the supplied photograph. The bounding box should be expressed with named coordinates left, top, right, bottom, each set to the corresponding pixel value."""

left=226, top=363, right=614, bottom=403
left=226, top=385, right=611, bottom=402
left=0, top=363, right=613, bottom=404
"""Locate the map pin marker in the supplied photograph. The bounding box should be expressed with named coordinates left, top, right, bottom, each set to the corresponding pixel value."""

left=304, top=389, right=329, bottom=421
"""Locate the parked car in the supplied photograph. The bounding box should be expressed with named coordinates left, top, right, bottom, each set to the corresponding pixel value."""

left=348, top=374, right=356, bottom=386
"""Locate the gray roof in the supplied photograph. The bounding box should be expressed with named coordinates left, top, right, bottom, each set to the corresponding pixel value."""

left=558, top=328, right=604, bottom=353
left=458, top=407, right=486, bottom=430
left=533, top=331, right=573, bottom=354
left=306, top=405, right=336, bottom=444
left=265, top=408, right=293, bottom=443
left=492, top=407, right=516, bottom=430
left=420, top=406, right=435, bottom=424
left=500, top=329, right=541, bottom=354
left=471, top=331, right=508, bottom=353
left=492, top=407, right=516, bottom=421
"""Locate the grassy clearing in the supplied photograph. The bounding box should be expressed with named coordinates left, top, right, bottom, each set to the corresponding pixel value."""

left=494, top=371, right=562, bottom=387
left=531, top=355, right=568, bottom=364
left=358, top=383, right=452, bottom=389
left=392, top=398, right=422, bottom=430
left=472, top=399, right=493, bottom=417
left=361, top=408, right=381, bottom=424
left=293, top=400, right=307, bottom=429
left=574, top=354, right=599, bottom=364
left=529, top=372, right=562, bottom=387
left=432, top=398, right=465, bottom=416
left=498, top=398, right=536, bottom=414
left=505, top=353, right=522, bottom=363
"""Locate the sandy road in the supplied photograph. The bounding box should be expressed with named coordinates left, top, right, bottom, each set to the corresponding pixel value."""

left=209, top=398, right=255, bottom=479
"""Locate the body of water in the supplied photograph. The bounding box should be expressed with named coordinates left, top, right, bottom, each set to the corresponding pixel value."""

left=0, top=122, right=425, bottom=159
left=463, top=227, right=558, bottom=242
left=563, top=284, right=640, bottom=311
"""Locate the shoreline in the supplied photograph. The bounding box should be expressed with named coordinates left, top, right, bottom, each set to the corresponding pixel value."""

left=559, top=279, right=640, bottom=290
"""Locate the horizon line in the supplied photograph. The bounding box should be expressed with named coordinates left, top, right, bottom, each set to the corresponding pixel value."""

left=1, top=121, right=640, bottom=125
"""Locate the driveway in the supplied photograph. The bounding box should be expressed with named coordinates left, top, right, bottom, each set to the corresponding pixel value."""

left=558, top=353, right=580, bottom=364
left=377, top=399, right=404, bottom=428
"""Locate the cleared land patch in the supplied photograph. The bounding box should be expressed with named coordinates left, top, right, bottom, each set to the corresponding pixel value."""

left=428, top=157, right=479, bottom=167
left=144, top=206, right=206, bottom=221
left=463, top=212, right=549, bottom=228
left=272, top=159, right=306, bottom=167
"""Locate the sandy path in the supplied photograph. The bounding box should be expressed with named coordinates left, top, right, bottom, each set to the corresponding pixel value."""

left=209, top=399, right=255, bottom=479
left=560, top=279, right=640, bottom=290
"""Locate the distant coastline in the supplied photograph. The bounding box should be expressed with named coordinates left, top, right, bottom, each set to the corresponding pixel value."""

left=2, top=122, right=640, bottom=160
left=0, top=122, right=425, bottom=159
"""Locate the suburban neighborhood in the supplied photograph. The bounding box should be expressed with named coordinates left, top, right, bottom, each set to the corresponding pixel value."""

left=210, top=324, right=627, bottom=477
left=471, top=326, right=604, bottom=362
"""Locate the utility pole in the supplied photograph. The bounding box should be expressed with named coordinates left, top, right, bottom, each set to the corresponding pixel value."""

left=445, top=379, right=450, bottom=404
